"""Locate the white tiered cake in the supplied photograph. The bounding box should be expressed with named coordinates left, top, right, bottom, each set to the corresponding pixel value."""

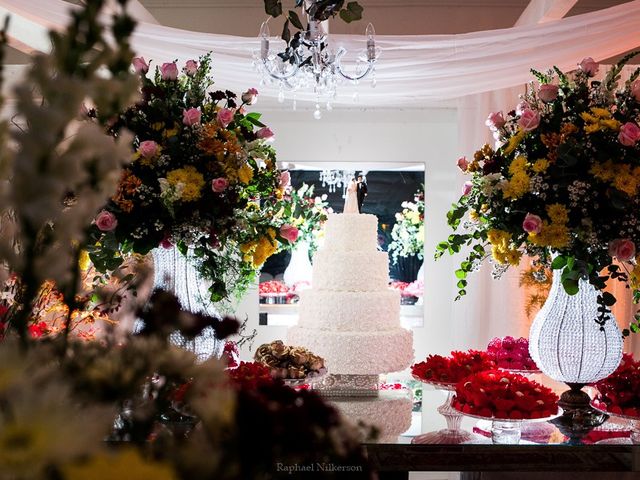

left=287, top=213, right=414, bottom=375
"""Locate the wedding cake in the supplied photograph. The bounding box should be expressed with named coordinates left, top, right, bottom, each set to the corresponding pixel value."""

left=287, top=213, right=414, bottom=375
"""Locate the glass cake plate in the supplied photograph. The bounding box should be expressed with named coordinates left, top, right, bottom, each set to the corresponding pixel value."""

left=411, top=376, right=482, bottom=444
left=591, top=403, right=640, bottom=445
left=454, top=404, right=562, bottom=444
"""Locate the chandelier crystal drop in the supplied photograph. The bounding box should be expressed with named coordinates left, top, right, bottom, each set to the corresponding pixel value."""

left=255, top=1, right=380, bottom=115
left=319, top=169, right=355, bottom=197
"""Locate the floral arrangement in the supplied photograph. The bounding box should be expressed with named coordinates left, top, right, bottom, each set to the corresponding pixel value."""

left=593, top=353, right=640, bottom=418
left=87, top=53, right=298, bottom=303
left=411, top=350, right=496, bottom=384
left=436, top=53, right=640, bottom=332
left=258, top=280, right=290, bottom=296
left=388, top=187, right=425, bottom=264
left=283, top=182, right=330, bottom=256
left=254, top=340, right=326, bottom=379
left=487, top=336, right=538, bottom=371
left=0, top=3, right=374, bottom=478
left=453, top=370, right=559, bottom=420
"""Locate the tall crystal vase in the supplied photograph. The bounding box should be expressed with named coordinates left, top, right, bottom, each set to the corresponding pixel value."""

left=283, top=240, right=313, bottom=287
left=529, top=270, right=623, bottom=443
left=151, top=246, right=223, bottom=361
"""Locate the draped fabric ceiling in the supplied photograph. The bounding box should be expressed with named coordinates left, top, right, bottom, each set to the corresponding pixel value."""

left=1, top=0, right=640, bottom=106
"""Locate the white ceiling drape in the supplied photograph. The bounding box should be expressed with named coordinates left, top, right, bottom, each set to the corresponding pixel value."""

left=1, top=0, right=640, bottom=106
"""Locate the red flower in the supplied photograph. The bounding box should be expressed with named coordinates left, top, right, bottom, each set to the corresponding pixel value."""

left=411, top=350, right=496, bottom=384
left=223, top=341, right=240, bottom=368
left=228, top=361, right=275, bottom=389
left=593, top=354, right=640, bottom=418
left=453, top=370, right=558, bottom=420
left=28, top=322, right=48, bottom=339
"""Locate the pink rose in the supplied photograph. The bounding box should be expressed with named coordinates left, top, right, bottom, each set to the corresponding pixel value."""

left=182, top=107, right=201, bottom=126
left=578, top=57, right=599, bottom=77
left=485, top=111, right=505, bottom=131
left=132, top=56, right=149, bottom=74
left=95, top=210, right=117, bottom=232
left=522, top=213, right=543, bottom=234
left=211, top=177, right=228, bottom=193
left=160, top=62, right=178, bottom=80
left=631, top=80, right=640, bottom=102
left=609, top=238, right=636, bottom=261
left=518, top=108, right=540, bottom=131
left=217, top=108, right=235, bottom=128
left=138, top=140, right=158, bottom=159
left=242, top=88, right=259, bottom=105
left=456, top=156, right=469, bottom=172
left=461, top=181, right=473, bottom=196
left=618, top=122, right=640, bottom=146
left=280, top=224, right=299, bottom=243
left=256, top=127, right=274, bottom=140
left=538, top=84, right=559, bottom=102
left=184, top=59, right=198, bottom=76
left=279, top=170, right=291, bottom=189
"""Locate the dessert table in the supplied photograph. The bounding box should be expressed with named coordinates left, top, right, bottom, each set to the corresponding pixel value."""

left=363, top=443, right=640, bottom=480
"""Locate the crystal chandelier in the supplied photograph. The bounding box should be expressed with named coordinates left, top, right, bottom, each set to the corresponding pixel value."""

left=255, top=1, right=380, bottom=119
left=319, top=169, right=355, bottom=197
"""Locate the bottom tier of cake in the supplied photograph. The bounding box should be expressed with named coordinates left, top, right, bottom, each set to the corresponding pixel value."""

left=331, top=392, right=413, bottom=443
left=287, top=326, right=414, bottom=375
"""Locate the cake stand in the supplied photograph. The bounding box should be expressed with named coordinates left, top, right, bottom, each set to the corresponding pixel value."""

left=454, top=406, right=561, bottom=444
left=411, top=377, right=480, bottom=444
left=592, top=404, right=640, bottom=445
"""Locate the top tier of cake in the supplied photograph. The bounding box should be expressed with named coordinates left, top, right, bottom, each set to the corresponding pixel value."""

left=323, top=213, right=379, bottom=252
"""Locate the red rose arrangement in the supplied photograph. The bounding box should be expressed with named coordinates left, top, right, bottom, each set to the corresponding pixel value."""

left=453, top=370, right=559, bottom=420
left=227, top=361, right=276, bottom=389
left=411, top=350, right=496, bottom=384
left=593, top=353, right=640, bottom=418
left=259, top=280, right=289, bottom=295
left=487, top=336, right=538, bottom=371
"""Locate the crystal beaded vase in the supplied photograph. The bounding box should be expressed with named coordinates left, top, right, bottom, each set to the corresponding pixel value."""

left=151, top=246, right=223, bottom=362
left=529, top=271, right=623, bottom=384
left=529, top=270, right=623, bottom=443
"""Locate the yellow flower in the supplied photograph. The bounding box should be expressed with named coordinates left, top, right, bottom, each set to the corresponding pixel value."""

left=163, top=127, right=179, bottom=138
left=63, top=449, right=177, bottom=480
left=529, top=222, right=569, bottom=249
left=581, top=108, right=621, bottom=134
left=502, top=171, right=530, bottom=199
left=152, top=122, right=164, bottom=131
left=166, top=166, right=205, bottom=202
left=469, top=210, right=480, bottom=222
left=546, top=203, right=569, bottom=224
left=78, top=250, right=90, bottom=271
left=252, top=234, right=278, bottom=267
left=238, top=163, right=254, bottom=184
left=240, top=240, right=257, bottom=254
left=532, top=159, right=550, bottom=173
left=503, top=128, right=525, bottom=155
left=508, top=156, right=528, bottom=175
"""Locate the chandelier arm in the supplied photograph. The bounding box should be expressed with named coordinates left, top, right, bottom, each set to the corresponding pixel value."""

left=260, top=51, right=304, bottom=81
left=334, top=47, right=375, bottom=82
